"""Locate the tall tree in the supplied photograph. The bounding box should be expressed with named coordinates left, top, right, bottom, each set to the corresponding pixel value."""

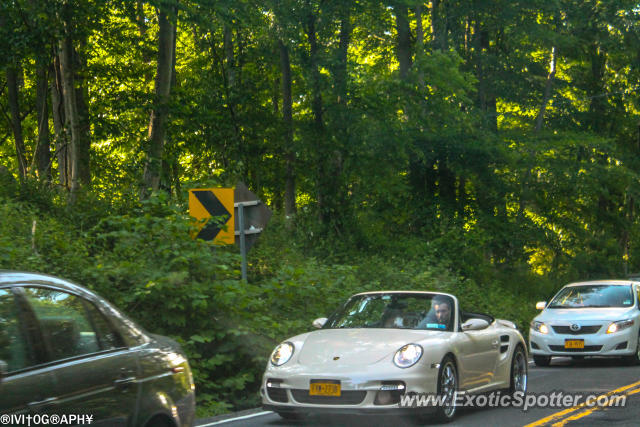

left=142, top=3, right=177, bottom=198
left=51, top=54, right=70, bottom=188
left=279, top=38, right=296, bottom=217
left=56, top=0, right=92, bottom=200
left=5, top=65, right=27, bottom=181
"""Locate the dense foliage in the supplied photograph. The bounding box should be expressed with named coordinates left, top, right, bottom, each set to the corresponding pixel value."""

left=2, top=0, right=640, bottom=415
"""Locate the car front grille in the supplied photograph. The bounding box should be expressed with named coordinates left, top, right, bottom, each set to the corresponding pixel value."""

left=290, top=389, right=367, bottom=405
left=549, top=345, right=603, bottom=352
left=551, top=325, right=602, bottom=335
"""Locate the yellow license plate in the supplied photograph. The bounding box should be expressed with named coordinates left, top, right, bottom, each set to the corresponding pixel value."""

left=565, top=339, right=584, bottom=349
left=309, top=381, right=341, bottom=396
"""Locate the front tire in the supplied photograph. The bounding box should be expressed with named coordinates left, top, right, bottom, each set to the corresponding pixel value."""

left=435, top=356, right=458, bottom=422
left=509, top=345, right=528, bottom=394
left=533, top=355, right=551, bottom=367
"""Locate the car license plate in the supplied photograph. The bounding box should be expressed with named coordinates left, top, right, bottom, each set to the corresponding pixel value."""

left=309, top=380, right=341, bottom=396
left=565, top=339, right=584, bottom=349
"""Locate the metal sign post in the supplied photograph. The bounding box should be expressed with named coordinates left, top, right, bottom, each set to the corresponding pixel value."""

left=234, top=200, right=265, bottom=282
left=189, top=183, right=271, bottom=282
left=237, top=202, right=247, bottom=281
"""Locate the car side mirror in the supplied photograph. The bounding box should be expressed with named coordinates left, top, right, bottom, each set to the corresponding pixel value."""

left=536, top=301, right=547, bottom=310
left=461, top=318, right=490, bottom=331
left=0, top=360, right=7, bottom=384
left=312, top=317, right=327, bottom=329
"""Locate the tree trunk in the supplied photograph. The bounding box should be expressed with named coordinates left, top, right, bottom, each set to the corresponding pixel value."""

left=587, top=42, right=607, bottom=134
left=6, top=65, right=28, bottom=181
left=415, top=4, right=426, bottom=90
left=431, top=0, right=448, bottom=51
left=474, top=22, right=497, bottom=132
left=224, top=24, right=236, bottom=89
left=394, top=4, right=411, bottom=79
left=35, top=58, right=51, bottom=181
left=167, top=17, right=179, bottom=196
left=306, top=11, right=330, bottom=225
left=74, top=47, right=91, bottom=187
left=279, top=39, right=296, bottom=217
left=535, top=46, right=557, bottom=133
left=58, top=33, right=83, bottom=200
left=141, top=7, right=175, bottom=198
left=51, top=54, right=70, bottom=188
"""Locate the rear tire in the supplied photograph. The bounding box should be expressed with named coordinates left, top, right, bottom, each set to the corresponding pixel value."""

left=509, top=345, right=528, bottom=394
left=533, top=355, right=551, bottom=367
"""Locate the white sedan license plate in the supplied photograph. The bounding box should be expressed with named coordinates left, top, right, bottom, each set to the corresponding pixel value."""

left=564, top=339, right=584, bottom=349
left=309, top=380, right=341, bottom=396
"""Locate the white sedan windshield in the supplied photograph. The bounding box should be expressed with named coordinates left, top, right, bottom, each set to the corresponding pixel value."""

left=548, top=285, right=634, bottom=308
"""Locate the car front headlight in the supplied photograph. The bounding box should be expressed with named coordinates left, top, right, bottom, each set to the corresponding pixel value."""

left=531, top=321, right=549, bottom=334
left=606, top=319, right=634, bottom=334
left=393, top=344, right=423, bottom=368
left=270, top=342, right=294, bottom=366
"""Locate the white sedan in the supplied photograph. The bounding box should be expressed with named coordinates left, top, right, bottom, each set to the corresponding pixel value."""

left=261, top=291, right=528, bottom=422
left=530, top=280, right=640, bottom=366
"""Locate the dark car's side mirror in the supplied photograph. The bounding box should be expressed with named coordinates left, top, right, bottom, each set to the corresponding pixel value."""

left=0, top=360, right=7, bottom=384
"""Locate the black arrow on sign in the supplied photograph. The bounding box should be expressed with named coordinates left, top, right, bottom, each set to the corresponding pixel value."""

left=193, top=190, right=232, bottom=241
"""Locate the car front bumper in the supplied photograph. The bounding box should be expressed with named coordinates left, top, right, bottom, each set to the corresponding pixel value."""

left=261, top=363, right=439, bottom=413
left=529, top=325, right=638, bottom=357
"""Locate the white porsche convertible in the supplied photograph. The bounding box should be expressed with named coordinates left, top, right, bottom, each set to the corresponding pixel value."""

left=261, top=291, right=528, bottom=422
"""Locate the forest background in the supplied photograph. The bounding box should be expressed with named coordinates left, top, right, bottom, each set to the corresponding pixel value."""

left=2, top=0, right=640, bottom=415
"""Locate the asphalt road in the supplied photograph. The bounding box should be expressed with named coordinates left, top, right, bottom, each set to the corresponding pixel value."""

left=197, top=357, right=640, bottom=427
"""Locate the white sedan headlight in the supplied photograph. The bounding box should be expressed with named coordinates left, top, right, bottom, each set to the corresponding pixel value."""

left=531, top=321, right=549, bottom=334
left=393, top=344, right=423, bottom=368
left=270, top=342, right=294, bottom=366
left=606, top=319, right=634, bottom=334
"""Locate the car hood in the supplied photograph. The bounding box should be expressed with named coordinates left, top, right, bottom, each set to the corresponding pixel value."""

left=535, top=307, right=636, bottom=323
left=297, top=328, right=446, bottom=366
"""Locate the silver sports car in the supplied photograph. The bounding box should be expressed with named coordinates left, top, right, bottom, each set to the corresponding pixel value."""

left=261, top=291, right=527, bottom=422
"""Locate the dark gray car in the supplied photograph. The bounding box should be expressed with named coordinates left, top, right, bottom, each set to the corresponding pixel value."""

left=0, top=271, right=195, bottom=426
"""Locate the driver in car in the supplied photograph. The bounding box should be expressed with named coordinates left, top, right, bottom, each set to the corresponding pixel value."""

left=418, top=297, right=452, bottom=330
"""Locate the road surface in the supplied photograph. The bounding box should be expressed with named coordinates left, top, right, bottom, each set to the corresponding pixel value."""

left=197, top=357, right=640, bottom=427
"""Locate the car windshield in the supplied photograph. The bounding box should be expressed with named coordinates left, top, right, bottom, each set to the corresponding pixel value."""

left=324, top=293, right=455, bottom=331
left=547, top=284, right=634, bottom=308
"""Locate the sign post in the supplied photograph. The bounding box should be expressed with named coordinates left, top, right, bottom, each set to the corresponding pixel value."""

left=189, top=183, right=271, bottom=282
left=237, top=202, right=247, bottom=281
left=234, top=182, right=272, bottom=282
